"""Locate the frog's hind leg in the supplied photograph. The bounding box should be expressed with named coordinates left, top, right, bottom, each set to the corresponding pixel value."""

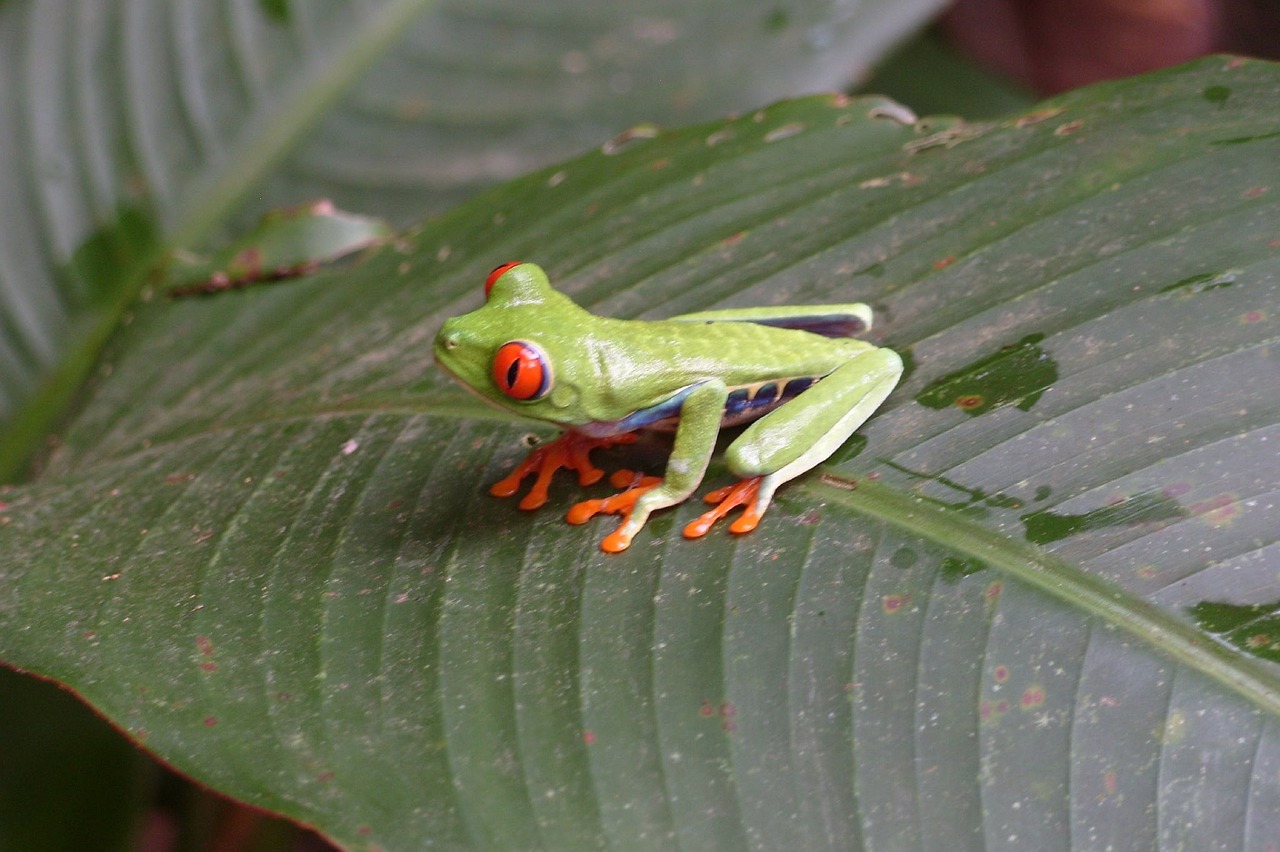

left=690, top=347, right=903, bottom=537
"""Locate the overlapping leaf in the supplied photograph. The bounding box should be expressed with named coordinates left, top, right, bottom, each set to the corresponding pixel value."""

left=0, top=0, right=941, bottom=431
left=1, top=58, right=1279, bottom=849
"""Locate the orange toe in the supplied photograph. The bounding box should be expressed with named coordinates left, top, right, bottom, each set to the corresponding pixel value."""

left=683, top=476, right=763, bottom=539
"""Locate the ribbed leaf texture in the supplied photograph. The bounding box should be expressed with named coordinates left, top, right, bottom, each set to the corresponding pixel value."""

left=1, top=57, right=1278, bottom=849
left=0, top=0, right=939, bottom=425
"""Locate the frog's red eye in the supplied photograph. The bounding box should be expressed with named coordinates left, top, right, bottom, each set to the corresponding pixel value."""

left=492, top=341, right=550, bottom=400
left=485, top=261, right=523, bottom=298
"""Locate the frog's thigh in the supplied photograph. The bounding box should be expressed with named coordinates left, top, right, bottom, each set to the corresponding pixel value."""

left=725, top=347, right=902, bottom=484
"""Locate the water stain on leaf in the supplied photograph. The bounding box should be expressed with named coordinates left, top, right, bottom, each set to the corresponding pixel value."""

left=1159, top=269, right=1239, bottom=295
left=1202, top=85, right=1231, bottom=107
left=762, top=9, right=789, bottom=31
left=940, top=555, right=987, bottom=581
left=1020, top=492, right=1187, bottom=545
left=1189, top=599, right=1280, bottom=663
left=916, top=334, right=1058, bottom=416
left=882, top=459, right=1027, bottom=519
left=259, top=0, right=289, bottom=23
left=890, top=546, right=917, bottom=569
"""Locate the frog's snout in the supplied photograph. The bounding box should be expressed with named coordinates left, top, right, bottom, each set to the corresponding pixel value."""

left=434, top=319, right=462, bottom=358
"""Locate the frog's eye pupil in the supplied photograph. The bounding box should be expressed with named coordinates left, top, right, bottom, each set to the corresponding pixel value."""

left=485, top=261, right=523, bottom=298
left=492, top=341, right=550, bottom=400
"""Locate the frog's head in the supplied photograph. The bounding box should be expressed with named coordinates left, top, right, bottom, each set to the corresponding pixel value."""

left=434, top=261, right=585, bottom=418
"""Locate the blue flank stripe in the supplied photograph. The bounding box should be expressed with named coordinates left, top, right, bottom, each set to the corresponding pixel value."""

left=580, top=375, right=824, bottom=437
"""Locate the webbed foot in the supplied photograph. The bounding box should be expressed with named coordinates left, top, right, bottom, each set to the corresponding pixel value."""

left=683, top=476, right=767, bottom=539
left=566, top=470, right=663, bottom=553
left=490, top=432, right=637, bottom=510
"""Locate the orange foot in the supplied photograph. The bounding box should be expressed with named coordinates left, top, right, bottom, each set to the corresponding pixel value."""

left=683, top=476, right=766, bottom=539
left=490, top=431, right=637, bottom=510
left=567, top=470, right=663, bottom=553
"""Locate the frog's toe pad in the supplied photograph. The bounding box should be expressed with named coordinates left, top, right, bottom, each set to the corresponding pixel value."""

left=684, top=476, right=765, bottom=539
left=566, top=472, right=660, bottom=521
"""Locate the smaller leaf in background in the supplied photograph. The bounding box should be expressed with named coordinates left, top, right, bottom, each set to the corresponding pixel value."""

left=166, top=200, right=392, bottom=297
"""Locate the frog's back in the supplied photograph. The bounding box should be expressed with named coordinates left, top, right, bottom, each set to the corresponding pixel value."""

left=576, top=315, right=875, bottom=433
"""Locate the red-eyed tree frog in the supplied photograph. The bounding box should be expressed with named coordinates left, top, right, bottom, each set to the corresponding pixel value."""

left=434, top=262, right=903, bottom=553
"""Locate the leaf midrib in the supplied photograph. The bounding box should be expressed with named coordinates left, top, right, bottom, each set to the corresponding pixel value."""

left=813, top=472, right=1280, bottom=720
left=41, top=382, right=1280, bottom=727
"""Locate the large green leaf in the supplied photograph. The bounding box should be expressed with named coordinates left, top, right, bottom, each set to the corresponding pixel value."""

left=2, top=57, right=1279, bottom=848
left=0, top=0, right=941, bottom=436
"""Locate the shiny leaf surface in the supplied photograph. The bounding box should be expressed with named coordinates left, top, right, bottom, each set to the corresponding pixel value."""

left=2, top=58, right=1279, bottom=849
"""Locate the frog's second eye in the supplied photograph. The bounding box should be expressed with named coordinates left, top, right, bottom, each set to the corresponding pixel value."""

left=485, top=261, right=524, bottom=298
left=492, top=341, right=551, bottom=400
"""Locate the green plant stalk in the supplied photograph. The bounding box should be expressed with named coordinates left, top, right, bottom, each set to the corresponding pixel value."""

left=0, top=302, right=142, bottom=483
left=0, top=0, right=441, bottom=484
left=814, top=473, right=1280, bottom=720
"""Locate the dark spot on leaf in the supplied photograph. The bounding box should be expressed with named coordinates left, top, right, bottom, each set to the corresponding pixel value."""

left=763, top=9, right=789, bottom=31
left=1020, top=492, right=1186, bottom=545
left=941, top=555, right=988, bottom=581
left=260, top=0, right=289, bottom=23
left=1211, top=130, right=1280, bottom=146
left=1202, top=85, right=1230, bottom=106
left=827, top=433, right=866, bottom=465
left=894, top=346, right=917, bottom=384
left=1159, top=269, right=1239, bottom=294
left=917, top=334, right=1058, bottom=416
left=890, top=547, right=917, bottom=569
left=1189, top=599, right=1280, bottom=663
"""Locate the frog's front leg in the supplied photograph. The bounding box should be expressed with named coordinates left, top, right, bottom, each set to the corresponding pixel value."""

left=490, top=430, right=637, bottom=510
left=568, top=380, right=727, bottom=552
left=687, top=347, right=903, bottom=538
